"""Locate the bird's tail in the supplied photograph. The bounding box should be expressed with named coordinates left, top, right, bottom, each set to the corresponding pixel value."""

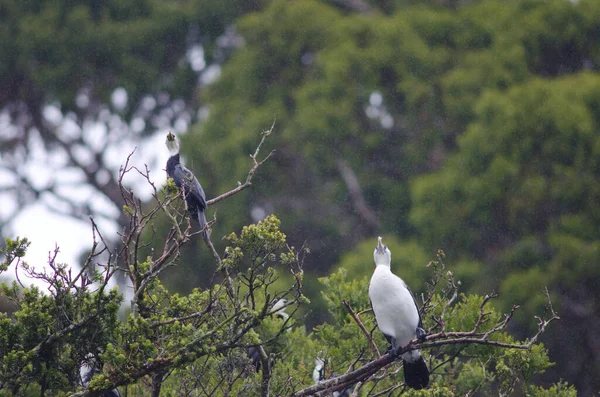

left=403, top=356, right=429, bottom=390
left=198, top=211, right=211, bottom=241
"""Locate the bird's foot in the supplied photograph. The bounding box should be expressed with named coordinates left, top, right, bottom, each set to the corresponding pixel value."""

left=392, top=341, right=405, bottom=358
left=387, top=338, right=402, bottom=358
left=394, top=342, right=418, bottom=357
left=393, top=346, right=403, bottom=357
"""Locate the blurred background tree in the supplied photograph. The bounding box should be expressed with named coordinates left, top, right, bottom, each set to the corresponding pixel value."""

left=2, top=0, right=599, bottom=394
left=0, top=0, right=265, bottom=235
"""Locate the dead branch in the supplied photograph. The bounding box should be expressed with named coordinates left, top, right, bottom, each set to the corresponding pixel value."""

left=258, top=344, right=272, bottom=397
left=336, top=157, right=379, bottom=233
left=344, top=300, right=380, bottom=358
left=206, top=120, right=275, bottom=206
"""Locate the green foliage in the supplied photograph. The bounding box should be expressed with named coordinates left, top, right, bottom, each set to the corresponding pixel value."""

left=0, top=238, right=122, bottom=394
left=526, top=381, right=578, bottom=397
left=319, top=269, right=370, bottom=324
left=0, top=237, right=30, bottom=272
left=225, top=214, right=287, bottom=266
left=164, top=177, right=179, bottom=196
left=0, top=210, right=306, bottom=395
left=410, top=72, right=600, bottom=379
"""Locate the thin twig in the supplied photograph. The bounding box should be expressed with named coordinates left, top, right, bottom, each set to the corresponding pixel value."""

left=343, top=300, right=380, bottom=358
left=206, top=120, right=275, bottom=206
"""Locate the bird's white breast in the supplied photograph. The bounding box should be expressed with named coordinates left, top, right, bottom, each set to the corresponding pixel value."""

left=369, top=266, right=420, bottom=347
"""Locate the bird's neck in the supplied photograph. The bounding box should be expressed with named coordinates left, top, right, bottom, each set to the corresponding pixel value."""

left=277, top=312, right=290, bottom=321
left=166, top=139, right=180, bottom=156
left=166, top=154, right=180, bottom=174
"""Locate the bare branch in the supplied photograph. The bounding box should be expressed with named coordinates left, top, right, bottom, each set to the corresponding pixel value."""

left=527, top=287, right=560, bottom=346
left=258, top=345, right=272, bottom=397
left=336, top=157, right=379, bottom=233
left=349, top=380, right=364, bottom=397
left=206, top=121, right=275, bottom=206
left=343, top=300, right=380, bottom=358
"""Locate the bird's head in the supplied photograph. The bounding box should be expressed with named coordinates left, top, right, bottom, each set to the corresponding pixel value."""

left=373, top=236, right=391, bottom=267
left=312, top=357, right=325, bottom=384
left=79, top=352, right=98, bottom=384
left=314, top=357, right=325, bottom=369
left=165, top=131, right=180, bottom=155
left=271, top=298, right=289, bottom=314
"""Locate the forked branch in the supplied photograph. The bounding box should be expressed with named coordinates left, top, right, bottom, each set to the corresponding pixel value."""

left=206, top=120, right=276, bottom=206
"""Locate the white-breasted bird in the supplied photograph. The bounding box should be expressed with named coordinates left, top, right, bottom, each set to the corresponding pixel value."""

left=270, top=298, right=290, bottom=322
left=368, top=236, right=429, bottom=390
left=312, top=357, right=352, bottom=397
left=312, top=357, right=325, bottom=385
left=165, top=132, right=210, bottom=241
left=248, top=299, right=292, bottom=371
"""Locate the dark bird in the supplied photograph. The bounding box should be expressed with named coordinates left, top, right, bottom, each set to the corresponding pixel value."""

left=79, top=353, right=121, bottom=397
left=247, top=346, right=261, bottom=371
left=165, top=132, right=210, bottom=240
left=369, top=236, right=429, bottom=390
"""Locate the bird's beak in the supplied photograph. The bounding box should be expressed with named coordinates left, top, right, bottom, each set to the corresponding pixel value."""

left=167, top=132, right=175, bottom=141
left=376, top=236, right=385, bottom=255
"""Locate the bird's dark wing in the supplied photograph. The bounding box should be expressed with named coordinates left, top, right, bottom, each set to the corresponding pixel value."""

left=335, top=387, right=353, bottom=397
left=103, top=389, right=121, bottom=397
left=176, top=164, right=207, bottom=210
left=403, top=281, right=425, bottom=332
